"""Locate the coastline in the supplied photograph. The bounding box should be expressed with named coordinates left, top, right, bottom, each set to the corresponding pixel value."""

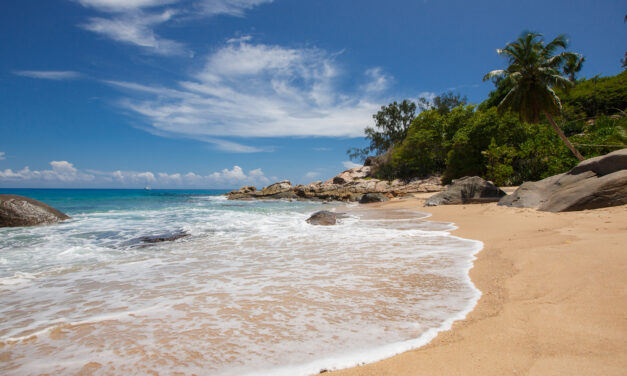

left=331, top=195, right=627, bottom=375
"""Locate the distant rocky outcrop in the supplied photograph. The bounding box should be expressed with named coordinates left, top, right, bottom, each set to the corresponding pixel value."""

left=499, top=148, right=627, bottom=212
left=227, top=166, right=444, bottom=202
left=306, top=211, right=348, bottom=226
left=425, top=176, right=506, bottom=206
left=0, top=195, right=70, bottom=227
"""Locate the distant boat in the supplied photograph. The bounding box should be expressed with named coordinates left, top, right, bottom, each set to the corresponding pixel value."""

left=144, top=186, right=151, bottom=191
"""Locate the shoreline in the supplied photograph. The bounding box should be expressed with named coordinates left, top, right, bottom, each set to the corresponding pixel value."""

left=330, top=196, right=627, bottom=375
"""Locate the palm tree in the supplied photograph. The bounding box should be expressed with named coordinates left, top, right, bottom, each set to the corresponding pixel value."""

left=563, top=54, right=585, bottom=83
left=484, top=32, right=584, bottom=161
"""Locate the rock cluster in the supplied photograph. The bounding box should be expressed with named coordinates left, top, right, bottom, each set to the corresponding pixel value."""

left=0, top=195, right=70, bottom=227
left=227, top=166, right=444, bottom=202
left=424, top=176, right=506, bottom=206
left=499, top=148, right=627, bottom=212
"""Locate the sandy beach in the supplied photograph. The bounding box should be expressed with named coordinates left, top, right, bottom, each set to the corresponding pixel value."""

left=333, top=195, right=627, bottom=376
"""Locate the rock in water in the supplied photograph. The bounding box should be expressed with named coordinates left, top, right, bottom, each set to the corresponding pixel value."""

left=425, top=176, right=506, bottom=206
left=359, top=193, right=389, bottom=204
left=500, top=148, right=627, bottom=212
left=0, top=195, right=70, bottom=227
left=140, top=231, right=189, bottom=243
left=306, top=211, right=347, bottom=226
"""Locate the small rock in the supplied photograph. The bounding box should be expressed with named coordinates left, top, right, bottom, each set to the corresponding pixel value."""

left=306, top=211, right=347, bottom=226
left=139, top=231, right=189, bottom=243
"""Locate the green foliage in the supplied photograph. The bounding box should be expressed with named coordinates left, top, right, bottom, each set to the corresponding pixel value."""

left=558, top=70, right=627, bottom=118
left=347, top=99, right=416, bottom=162
left=376, top=105, right=590, bottom=185
left=417, top=91, right=467, bottom=115
left=569, top=115, right=627, bottom=156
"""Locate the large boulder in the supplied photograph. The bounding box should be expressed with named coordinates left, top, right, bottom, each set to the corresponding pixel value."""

left=359, top=193, right=389, bottom=204
left=499, top=148, right=627, bottom=212
left=425, top=176, right=506, bottom=206
left=0, top=195, right=70, bottom=227
left=306, top=211, right=348, bottom=226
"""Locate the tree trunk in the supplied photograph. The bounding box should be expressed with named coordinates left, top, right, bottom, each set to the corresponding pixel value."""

left=544, top=111, right=584, bottom=161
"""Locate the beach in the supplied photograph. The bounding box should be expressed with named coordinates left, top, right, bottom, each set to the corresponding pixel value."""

left=333, top=195, right=627, bottom=375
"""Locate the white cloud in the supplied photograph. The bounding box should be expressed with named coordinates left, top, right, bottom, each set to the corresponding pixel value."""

left=0, top=161, right=94, bottom=182
left=81, top=10, right=186, bottom=55
left=13, top=70, right=82, bottom=80
left=108, top=40, right=387, bottom=139
left=0, top=161, right=269, bottom=188
left=342, top=161, right=362, bottom=169
left=363, top=67, right=390, bottom=93
left=196, top=0, right=274, bottom=17
left=77, top=0, right=273, bottom=55
left=304, top=171, right=321, bottom=180
left=75, top=0, right=177, bottom=12
left=0, top=152, right=5, bottom=160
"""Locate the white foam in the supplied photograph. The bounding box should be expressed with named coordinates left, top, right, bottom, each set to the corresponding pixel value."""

left=0, top=198, right=483, bottom=376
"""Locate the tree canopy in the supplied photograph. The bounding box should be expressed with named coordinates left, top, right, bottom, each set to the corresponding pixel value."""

left=483, top=32, right=584, bottom=160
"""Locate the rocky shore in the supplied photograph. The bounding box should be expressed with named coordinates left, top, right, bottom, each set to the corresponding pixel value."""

left=226, top=164, right=444, bottom=201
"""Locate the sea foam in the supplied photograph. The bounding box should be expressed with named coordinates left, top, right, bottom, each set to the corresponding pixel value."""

left=0, top=194, right=481, bottom=376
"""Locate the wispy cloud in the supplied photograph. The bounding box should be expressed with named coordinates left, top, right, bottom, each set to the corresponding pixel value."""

left=13, top=70, right=83, bottom=80
left=195, top=0, right=274, bottom=17
left=75, top=0, right=178, bottom=12
left=81, top=10, right=186, bottom=55
left=106, top=39, right=386, bottom=139
left=342, top=161, right=362, bottom=169
left=0, top=152, right=5, bottom=160
left=76, top=0, right=273, bottom=55
left=363, top=67, right=391, bottom=93
left=1, top=161, right=270, bottom=188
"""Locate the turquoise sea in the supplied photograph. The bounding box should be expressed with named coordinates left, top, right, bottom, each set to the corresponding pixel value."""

left=0, top=189, right=481, bottom=375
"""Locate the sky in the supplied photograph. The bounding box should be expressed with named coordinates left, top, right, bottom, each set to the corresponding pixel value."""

left=0, top=0, right=625, bottom=189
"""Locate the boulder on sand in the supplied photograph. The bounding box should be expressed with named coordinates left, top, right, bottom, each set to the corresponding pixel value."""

left=499, top=148, right=627, bottom=212
left=425, top=176, right=506, bottom=206
left=359, top=193, right=389, bottom=204
left=306, top=210, right=347, bottom=226
left=0, top=195, right=70, bottom=227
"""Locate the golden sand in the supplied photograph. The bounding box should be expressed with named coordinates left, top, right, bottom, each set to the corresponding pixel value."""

left=332, top=196, right=627, bottom=376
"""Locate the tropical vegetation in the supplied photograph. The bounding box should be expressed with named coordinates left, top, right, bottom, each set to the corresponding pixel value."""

left=349, top=31, right=627, bottom=186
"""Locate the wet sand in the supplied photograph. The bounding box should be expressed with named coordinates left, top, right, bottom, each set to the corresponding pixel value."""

left=332, top=195, right=627, bottom=376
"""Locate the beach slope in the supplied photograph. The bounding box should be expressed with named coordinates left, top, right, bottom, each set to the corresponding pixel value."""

left=333, top=198, right=627, bottom=376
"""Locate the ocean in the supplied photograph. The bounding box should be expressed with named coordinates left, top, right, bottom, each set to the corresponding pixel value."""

left=0, top=189, right=482, bottom=375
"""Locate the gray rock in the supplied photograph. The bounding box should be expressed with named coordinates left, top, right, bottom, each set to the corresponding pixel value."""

left=359, top=193, right=389, bottom=204
left=139, top=231, right=189, bottom=243
left=0, top=195, right=70, bottom=227
left=425, top=176, right=506, bottom=206
left=306, top=210, right=348, bottom=226
left=500, top=149, right=627, bottom=212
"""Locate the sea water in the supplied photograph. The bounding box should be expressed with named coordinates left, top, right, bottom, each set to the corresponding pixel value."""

left=0, top=189, right=482, bottom=375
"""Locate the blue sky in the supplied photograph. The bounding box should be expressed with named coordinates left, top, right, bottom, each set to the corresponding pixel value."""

left=1, top=0, right=625, bottom=188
